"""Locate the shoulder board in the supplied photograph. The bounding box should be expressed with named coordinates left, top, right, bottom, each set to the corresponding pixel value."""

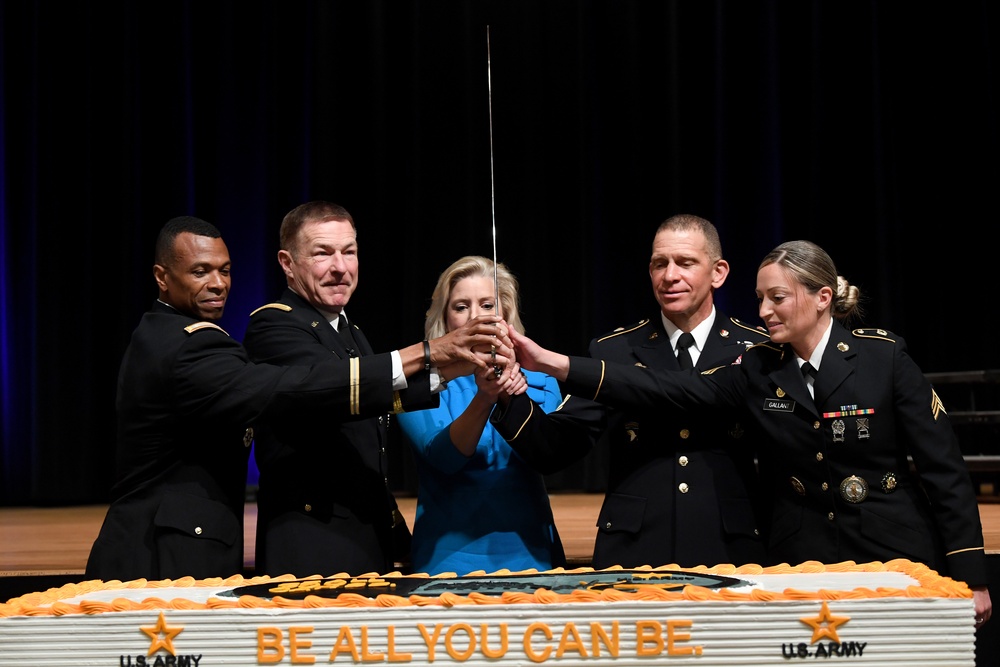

left=701, top=365, right=727, bottom=375
left=596, top=319, right=650, bottom=343
left=249, top=302, right=293, bottom=317
left=184, top=321, right=229, bottom=336
left=852, top=328, right=896, bottom=343
left=729, top=316, right=770, bottom=337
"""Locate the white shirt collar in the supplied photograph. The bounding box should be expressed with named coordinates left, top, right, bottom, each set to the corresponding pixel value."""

left=798, top=316, right=833, bottom=372
left=660, top=306, right=717, bottom=366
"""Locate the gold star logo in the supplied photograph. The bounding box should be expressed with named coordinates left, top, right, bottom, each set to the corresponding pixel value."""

left=140, top=611, right=183, bottom=656
left=800, top=601, right=850, bottom=644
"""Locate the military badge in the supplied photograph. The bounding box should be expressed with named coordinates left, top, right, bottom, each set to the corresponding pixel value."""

left=840, top=475, right=869, bottom=503
left=832, top=419, right=845, bottom=442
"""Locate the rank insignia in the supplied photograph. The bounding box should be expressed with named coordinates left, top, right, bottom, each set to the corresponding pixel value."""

left=832, top=419, right=846, bottom=442
left=840, top=475, right=869, bottom=503
left=856, top=418, right=870, bottom=439
left=931, top=389, right=947, bottom=421
left=881, top=472, right=898, bottom=494
left=311, top=321, right=320, bottom=328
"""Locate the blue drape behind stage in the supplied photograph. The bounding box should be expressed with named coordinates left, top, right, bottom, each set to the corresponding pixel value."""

left=1, top=1, right=998, bottom=506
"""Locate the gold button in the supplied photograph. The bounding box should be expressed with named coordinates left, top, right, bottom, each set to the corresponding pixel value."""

left=754, top=529, right=759, bottom=535
left=194, top=526, right=203, bottom=535
left=816, top=452, right=824, bottom=461
left=821, top=482, right=829, bottom=491
left=679, top=429, right=690, bottom=439
left=828, top=512, right=835, bottom=521
left=605, top=522, right=612, bottom=529
left=678, top=483, right=689, bottom=493
left=678, top=456, right=689, bottom=466
left=304, top=504, right=313, bottom=512
left=813, top=421, right=821, bottom=430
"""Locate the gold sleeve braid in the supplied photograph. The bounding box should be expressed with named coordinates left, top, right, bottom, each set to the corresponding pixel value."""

left=349, top=357, right=360, bottom=415
left=506, top=400, right=535, bottom=441
left=591, top=360, right=606, bottom=401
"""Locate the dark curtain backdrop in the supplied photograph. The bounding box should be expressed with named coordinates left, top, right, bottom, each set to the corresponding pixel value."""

left=1, top=1, right=998, bottom=506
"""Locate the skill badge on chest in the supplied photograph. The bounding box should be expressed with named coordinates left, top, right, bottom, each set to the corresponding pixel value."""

left=824, top=406, right=875, bottom=444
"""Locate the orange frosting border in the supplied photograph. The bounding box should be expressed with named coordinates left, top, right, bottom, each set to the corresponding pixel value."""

left=1, top=559, right=971, bottom=618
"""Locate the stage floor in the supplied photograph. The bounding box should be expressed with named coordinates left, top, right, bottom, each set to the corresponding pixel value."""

left=3, top=494, right=1000, bottom=577
left=0, top=493, right=602, bottom=577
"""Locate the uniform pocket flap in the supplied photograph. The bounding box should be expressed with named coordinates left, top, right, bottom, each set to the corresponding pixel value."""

left=596, top=493, right=646, bottom=535
left=154, top=493, right=240, bottom=546
left=719, top=497, right=760, bottom=537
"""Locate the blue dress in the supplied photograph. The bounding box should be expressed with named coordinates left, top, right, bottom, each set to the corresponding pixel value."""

left=396, top=370, right=566, bottom=575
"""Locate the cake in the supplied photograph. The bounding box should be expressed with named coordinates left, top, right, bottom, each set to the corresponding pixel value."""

left=0, top=559, right=976, bottom=666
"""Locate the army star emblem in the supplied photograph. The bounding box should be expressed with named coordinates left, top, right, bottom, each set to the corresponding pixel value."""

left=140, top=611, right=183, bottom=656
left=800, top=601, right=850, bottom=643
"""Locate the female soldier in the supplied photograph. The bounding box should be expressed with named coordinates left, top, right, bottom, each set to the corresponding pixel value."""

left=511, top=240, right=991, bottom=628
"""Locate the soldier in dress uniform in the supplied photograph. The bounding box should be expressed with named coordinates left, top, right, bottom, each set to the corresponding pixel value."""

left=243, top=201, right=510, bottom=578
left=510, top=239, right=992, bottom=630
left=86, top=216, right=509, bottom=582
left=491, top=214, right=770, bottom=569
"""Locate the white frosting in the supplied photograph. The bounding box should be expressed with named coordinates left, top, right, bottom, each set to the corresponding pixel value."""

left=0, top=564, right=976, bottom=666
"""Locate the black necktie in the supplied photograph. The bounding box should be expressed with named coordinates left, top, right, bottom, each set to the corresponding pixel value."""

left=801, top=362, right=816, bottom=397
left=676, top=332, right=695, bottom=370
left=337, top=317, right=357, bottom=357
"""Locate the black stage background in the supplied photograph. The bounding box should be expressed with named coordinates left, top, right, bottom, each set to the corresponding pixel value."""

left=1, top=1, right=999, bottom=506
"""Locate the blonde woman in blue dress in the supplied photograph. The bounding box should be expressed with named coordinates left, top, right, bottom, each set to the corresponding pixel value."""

left=397, top=256, right=566, bottom=575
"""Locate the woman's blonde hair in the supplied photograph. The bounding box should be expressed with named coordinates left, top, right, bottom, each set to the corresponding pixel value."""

left=759, top=240, right=862, bottom=322
left=424, top=255, right=525, bottom=339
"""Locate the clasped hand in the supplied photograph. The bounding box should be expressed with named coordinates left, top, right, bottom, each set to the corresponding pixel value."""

left=432, top=315, right=516, bottom=380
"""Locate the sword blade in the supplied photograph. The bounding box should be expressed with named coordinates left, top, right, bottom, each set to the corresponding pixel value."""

left=487, top=25, right=502, bottom=377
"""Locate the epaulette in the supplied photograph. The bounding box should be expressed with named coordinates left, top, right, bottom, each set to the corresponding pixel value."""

left=596, top=319, right=649, bottom=343
left=748, top=341, right=782, bottom=353
left=249, top=302, right=293, bottom=317
left=730, top=317, right=770, bottom=337
left=184, top=321, right=229, bottom=336
left=852, top=328, right=896, bottom=343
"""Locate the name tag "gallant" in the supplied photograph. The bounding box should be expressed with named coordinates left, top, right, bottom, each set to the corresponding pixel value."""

left=763, top=398, right=795, bottom=412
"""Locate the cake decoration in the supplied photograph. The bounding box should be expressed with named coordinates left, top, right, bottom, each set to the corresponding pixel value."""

left=0, top=560, right=976, bottom=666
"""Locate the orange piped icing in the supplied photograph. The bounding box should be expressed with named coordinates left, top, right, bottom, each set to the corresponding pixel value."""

left=0, top=559, right=971, bottom=619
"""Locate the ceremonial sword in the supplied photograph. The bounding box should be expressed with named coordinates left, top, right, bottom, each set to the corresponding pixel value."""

left=487, top=26, right=502, bottom=378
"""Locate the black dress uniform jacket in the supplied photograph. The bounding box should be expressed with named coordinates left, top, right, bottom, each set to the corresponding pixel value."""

left=243, top=288, right=437, bottom=577
left=561, top=319, right=987, bottom=586
left=493, top=312, right=770, bottom=569
left=86, top=301, right=390, bottom=582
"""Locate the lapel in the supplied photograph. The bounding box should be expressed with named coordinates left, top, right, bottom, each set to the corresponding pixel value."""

left=343, top=319, right=374, bottom=357
left=699, top=311, right=756, bottom=369
left=633, top=318, right=677, bottom=369
left=768, top=345, right=817, bottom=417
left=814, top=320, right=856, bottom=407
left=281, top=288, right=355, bottom=359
